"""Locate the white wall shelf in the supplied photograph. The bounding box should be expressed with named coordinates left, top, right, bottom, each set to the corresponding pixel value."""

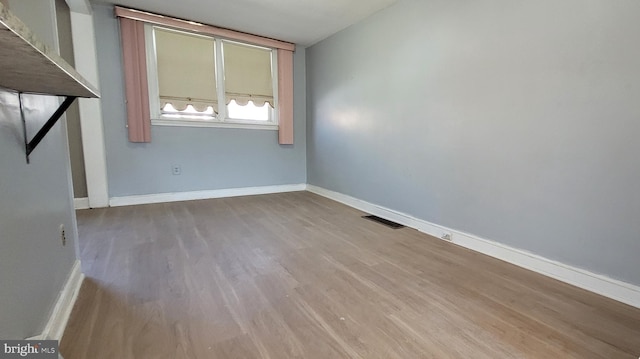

left=0, top=2, right=99, bottom=162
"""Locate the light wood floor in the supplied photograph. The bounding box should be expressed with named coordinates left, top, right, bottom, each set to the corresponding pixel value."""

left=60, top=192, right=640, bottom=358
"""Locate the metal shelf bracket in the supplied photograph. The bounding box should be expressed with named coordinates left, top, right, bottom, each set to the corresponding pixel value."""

left=19, top=94, right=78, bottom=163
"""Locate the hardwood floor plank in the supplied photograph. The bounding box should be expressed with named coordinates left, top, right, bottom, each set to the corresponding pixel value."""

left=210, top=335, right=262, bottom=359
left=60, top=192, right=640, bottom=358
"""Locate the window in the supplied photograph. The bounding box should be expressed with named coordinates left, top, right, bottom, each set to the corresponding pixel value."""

left=116, top=6, right=295, bottom=144
left=145, top=26, right=278, bottom=129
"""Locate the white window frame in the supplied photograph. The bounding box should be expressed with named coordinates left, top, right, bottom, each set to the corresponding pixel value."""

left=144, top=24, right=279, bottom=130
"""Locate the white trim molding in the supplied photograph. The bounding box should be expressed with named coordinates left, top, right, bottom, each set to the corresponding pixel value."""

left=110, top=184, right=307, bottom=207
left=65, top=0, right=92, bottom=15
left=70, top=11, right=110, bottom=208
left=73, top=197, right=90, bottom=210
left=33, top=261, right=84, bottom=341
left=151, top=118, right=278, bottom=131
left=306, top=185, right=640, bottom=309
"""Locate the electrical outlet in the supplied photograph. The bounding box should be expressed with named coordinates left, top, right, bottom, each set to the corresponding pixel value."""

left=172, top=164, right=181, bottom=175
left=441, top=232, right=452, bottom=241
left=59, top=224, right=66, bottom=246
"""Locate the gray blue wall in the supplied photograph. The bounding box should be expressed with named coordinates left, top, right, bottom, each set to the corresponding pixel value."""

left=92, top=4, right=307, bottom=197
left=307, top=0, right=640, bottom=286
left=0, top=0, right=79, bottom=338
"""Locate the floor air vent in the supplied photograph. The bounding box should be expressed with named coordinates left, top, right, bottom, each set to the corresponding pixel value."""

left=362, top=215, right=405, bottom=229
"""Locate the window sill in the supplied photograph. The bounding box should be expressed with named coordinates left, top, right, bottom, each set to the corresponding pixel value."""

left=151, top=118, right=278, bottom=130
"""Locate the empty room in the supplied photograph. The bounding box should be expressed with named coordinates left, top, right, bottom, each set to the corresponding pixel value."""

left=1, top=0, right=639, bottom=358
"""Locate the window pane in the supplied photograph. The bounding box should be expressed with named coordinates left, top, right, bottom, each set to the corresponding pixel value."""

left=154, top=27, right=217, bottom=114
left=227, top=100, right=270, bottom=121
left=223, top=41, right=273, bottom=121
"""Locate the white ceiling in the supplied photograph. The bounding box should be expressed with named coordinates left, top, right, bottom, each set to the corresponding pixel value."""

left=94, top=0, right=398, bottom=46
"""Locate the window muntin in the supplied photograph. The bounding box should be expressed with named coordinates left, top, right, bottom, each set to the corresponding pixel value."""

left=147, top=25, right=278, bottom=127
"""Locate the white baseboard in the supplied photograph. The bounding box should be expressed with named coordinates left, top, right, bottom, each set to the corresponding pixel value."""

left=306, top=185, right=640, bottom=309
left=73, top=197, right=90, bottom=210
left=109, top=184, right=307, bottom=207
left=29, top=261, right=84, bottom=341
